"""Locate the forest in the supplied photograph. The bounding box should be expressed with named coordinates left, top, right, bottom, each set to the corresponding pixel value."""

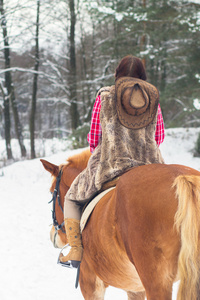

left=0, top=0, right=200, bottom=160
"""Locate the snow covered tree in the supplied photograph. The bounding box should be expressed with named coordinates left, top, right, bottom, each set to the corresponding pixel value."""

left=0, top=77, right=13, bottom=159
left=82, top=0, right=200, bottom=127
left=0, top=0, right=26, bottom=158
left=67, top=0, right=80, bottom=130
left=30, top=0, right=40, bottom=159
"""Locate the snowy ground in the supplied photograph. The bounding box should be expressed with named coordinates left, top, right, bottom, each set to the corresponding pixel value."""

left=1, top=127, right=200, bottom=300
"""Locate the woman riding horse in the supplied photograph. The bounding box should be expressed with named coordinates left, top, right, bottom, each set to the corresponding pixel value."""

left=60, top=55, right=165, bottom=268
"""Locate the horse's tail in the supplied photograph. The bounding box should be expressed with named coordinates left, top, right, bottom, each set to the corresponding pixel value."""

left=173, top=175, right=200, bottom=300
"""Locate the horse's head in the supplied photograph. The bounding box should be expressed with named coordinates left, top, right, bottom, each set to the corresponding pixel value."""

left=41, top=148, right=91, bottom=248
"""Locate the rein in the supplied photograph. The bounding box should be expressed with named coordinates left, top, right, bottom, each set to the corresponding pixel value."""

left=49, top=168, right=65, bottom=233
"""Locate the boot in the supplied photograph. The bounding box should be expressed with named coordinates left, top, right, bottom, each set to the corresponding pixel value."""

left=59, top=218, right=83, bottom=268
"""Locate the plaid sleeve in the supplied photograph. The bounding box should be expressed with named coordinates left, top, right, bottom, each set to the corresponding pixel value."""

left=87, top=95, right=102, bottom=153
left=155, top=103, right=165, bottom=146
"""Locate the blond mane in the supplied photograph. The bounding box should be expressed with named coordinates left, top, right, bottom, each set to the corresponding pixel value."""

left=64, top=148, right=91, bottom=171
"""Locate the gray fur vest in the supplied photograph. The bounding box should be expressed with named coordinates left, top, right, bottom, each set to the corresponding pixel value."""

left=66, top=85, right=164, bottom=202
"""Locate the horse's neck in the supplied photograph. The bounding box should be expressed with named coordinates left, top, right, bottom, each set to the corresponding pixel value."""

left=65, top=166, right=82, bottom=187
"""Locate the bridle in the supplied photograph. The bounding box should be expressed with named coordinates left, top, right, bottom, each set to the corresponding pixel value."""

left=49, top=168, right=65, bottom=233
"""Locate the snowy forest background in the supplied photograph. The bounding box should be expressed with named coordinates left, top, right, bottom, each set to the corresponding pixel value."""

left=1, top=0, right=200, bottom=163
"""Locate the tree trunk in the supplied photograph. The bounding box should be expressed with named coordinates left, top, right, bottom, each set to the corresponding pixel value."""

left=0, top=81, right=13, bottom=159
left=30, top=0, right=40, bottom=159
left=0, top=0, right=26, bottom=158
left=68, top=0, right=80, bottom=130
left=140, top=0, right=147, bottom=67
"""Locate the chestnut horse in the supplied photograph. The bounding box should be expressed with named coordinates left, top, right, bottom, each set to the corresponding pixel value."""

left=41, top=148, right=200, bottom=300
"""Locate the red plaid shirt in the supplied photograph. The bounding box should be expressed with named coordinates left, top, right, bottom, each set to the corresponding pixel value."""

left=87, top=95, right=165, bottom=153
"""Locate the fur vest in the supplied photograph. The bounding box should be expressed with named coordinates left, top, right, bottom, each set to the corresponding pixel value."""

left=66, top=83, right=164, bottom=202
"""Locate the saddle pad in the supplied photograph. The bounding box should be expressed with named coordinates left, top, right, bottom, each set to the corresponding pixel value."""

left=80, top=186, right=115, bottom=232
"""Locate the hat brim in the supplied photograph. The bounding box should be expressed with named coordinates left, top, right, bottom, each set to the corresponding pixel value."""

left=115, top=77, right=159, bottom=129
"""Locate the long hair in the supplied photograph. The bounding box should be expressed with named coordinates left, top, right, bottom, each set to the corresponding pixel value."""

left=115, top=55, right=147, bottom=81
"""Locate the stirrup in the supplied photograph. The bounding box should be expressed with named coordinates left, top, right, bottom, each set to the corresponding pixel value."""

left=57, top=244, right=81, bottom=269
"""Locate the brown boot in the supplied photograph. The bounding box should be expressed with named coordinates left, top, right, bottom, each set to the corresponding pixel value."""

left=59, top=218, right=83, bottom=268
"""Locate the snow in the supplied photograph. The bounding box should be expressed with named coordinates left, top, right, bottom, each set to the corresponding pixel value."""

left=1, top=127, right=200, bottom=300
left=188, top=0, right=200, bottom=3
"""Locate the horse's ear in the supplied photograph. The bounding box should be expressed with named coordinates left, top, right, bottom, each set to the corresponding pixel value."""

left=40, top=159, right=59, bottom=177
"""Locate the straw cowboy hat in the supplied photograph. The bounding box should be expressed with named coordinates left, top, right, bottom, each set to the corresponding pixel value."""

left=115, top=77, right=159, bottom=129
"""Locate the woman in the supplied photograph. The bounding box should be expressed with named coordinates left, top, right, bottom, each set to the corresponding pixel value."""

left=59, top=55, right=165, bottom=268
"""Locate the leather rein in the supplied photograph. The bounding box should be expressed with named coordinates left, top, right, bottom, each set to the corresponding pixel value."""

left=49, top=168, right=65, bottom=233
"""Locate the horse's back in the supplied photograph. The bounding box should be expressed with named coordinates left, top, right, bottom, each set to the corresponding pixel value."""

left=116, top=163, right=200, bottom=213
left=118, top=163, right=200, bottom=189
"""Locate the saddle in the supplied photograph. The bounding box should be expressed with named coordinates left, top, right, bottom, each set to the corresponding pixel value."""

left=80, top=177, right=119, bottom=232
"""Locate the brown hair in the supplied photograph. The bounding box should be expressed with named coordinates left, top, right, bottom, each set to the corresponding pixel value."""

left=115, top=55, right=147, bottom=81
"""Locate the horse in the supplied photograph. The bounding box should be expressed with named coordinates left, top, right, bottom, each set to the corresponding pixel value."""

left=41, top=148, right=200, bottom=300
